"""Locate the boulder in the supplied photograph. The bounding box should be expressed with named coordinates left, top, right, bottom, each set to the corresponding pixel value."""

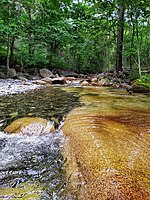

left=91, top=81, right=98, bottom=86
left=80, top=80, right=90, bottom=86
left=35, top=80, right=47, bottom=85
left=17, top=75, right=27, bottom=81
left=91, top=77, right=98, bottom=83
left=39, top=68, right=55, bottom=78
left=129, top=83, right=150, bottom=93
left=5, top=117, right=54, bottom=135
left=98, top=78, right=110, bottom=86
left=25, top=67, right=38, bottom=75
left=57, top=69, right=78, bottom=77
left=7, top=68, right=17, bottom=78
left=41, top=77, right=52, bottom=84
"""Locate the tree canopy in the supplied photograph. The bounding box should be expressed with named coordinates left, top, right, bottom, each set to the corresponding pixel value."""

left=0, top=0, right=149, bottom=75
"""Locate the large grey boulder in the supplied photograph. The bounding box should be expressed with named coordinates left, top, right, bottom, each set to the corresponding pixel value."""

left=7, top=68, right=17, bottom=78
left=57, top=69, right=78, bottom=77
left=39, top=68, right=55, bottom=78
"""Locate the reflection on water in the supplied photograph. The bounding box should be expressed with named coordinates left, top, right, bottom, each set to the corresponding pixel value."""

left=0, top=86, right=79, bottom=130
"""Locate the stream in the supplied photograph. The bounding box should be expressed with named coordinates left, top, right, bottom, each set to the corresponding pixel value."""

left=0, top=86, right=150, bottom=199
left=0, top=86, right=80, bottom=199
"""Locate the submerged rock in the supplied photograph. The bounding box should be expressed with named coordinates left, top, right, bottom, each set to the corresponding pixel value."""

left=4, top=117, right=54, bottom=135
left=62, top=87, right=150, bottom=199
left=0, top=182, right=43, bottom=199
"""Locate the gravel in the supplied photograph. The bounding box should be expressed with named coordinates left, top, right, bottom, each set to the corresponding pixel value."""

left=0, top=79, right=45, bottom=96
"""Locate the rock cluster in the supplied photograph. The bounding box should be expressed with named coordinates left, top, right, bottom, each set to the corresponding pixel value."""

left=0, top=67, right=149, bottom=94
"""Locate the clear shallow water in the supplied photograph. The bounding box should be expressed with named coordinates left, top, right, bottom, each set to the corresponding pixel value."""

left=62, top=87, right=150, bottom=200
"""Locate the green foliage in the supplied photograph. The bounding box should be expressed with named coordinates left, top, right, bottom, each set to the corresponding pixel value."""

left=0, top=0, right=149, bottom=74
left=136, top=74, right=150, bottom=88
left=129, top=67, right=140, bottom=80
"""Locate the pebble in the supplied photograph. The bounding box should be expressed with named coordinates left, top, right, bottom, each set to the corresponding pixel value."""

left=0, top=79, right=45, bottom=96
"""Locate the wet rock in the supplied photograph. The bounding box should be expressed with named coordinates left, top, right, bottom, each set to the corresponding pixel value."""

left=41, top=77, right=52, bottom=84
left=80, top=80, right=90, bottom=86
left=5, top=117, right=55, bottom=135
left=65, top=77, right=79, bottom=85
left=35, top=80, right=47, bottom=85
left=91, top=77, right=98, bottom=83
left=40, top=68, right=55, bottom=78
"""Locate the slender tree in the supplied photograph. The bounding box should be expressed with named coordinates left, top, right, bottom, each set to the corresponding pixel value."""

left=116, top=2, right=125, bottom=74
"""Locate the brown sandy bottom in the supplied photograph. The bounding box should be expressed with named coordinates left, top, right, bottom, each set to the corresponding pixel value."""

left=62, top=87, right=150, bottom=200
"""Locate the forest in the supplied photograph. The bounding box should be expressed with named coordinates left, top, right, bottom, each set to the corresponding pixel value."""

left=0, top=0, right=149, bottom=77
left=0, top=1, right=150, bottom=199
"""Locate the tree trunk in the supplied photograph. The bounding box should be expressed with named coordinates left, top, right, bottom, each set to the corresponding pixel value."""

left=27, top=8, right=34, bottom=66
left=28, top=30, right=33, bottom=65
left=129, top=7, right=135, bottom=71
left=134, top=0, right=141, bottom=76
left=116, top=4, right=125, bottom=74
left=9, top=36, right=15, bottom=67
left=6, top=36, right=11, bottom=77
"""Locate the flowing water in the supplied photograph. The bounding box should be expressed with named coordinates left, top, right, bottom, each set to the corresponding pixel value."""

left=62, top=87, right=150, bottom=200
left=0, top=86, right=80, bottom=199
left=0, top=86, right=150, bottom=200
